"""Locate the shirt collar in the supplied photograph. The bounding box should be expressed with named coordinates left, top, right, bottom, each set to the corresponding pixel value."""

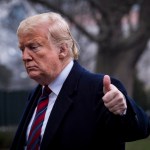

left=48, top=60, right=74, bottom=96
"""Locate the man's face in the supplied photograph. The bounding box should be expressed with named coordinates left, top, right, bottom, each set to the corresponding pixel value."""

left=18, top=27, right=62, bottom=85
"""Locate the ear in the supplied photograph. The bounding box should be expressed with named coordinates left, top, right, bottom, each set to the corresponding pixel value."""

left=59, top=43, right=68, bottom=59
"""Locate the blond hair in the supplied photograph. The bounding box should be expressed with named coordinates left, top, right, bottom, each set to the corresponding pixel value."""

left=17, top=12, right=79, bottom=60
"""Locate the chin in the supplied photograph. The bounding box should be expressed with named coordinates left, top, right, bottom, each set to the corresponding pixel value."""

left=29, top=73, right=40, bottom=80
left=29, top=74, right=45, bottom=84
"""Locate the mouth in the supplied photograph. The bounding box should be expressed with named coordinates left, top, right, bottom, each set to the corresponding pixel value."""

left=26, top=66, right=38, bottom=71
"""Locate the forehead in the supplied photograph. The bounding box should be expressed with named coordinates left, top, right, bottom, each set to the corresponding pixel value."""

left=18, top=27, right=48, bottom=45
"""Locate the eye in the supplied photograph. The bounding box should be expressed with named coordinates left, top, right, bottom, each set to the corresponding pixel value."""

left=28, top=43, right=41, bottom=52
left=19, top=45, right=25, bottom=52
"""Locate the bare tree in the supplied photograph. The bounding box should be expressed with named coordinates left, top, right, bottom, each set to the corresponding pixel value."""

left=28, top=0, right=150, bottom=95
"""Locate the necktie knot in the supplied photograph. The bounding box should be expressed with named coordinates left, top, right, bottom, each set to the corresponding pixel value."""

left=42, top=85, right=51, bottom=96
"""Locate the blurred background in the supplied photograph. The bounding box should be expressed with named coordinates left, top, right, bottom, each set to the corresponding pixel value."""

left=0, top=0, right=150, bottom=149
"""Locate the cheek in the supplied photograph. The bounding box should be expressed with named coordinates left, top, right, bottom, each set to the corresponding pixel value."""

left=42, top=56, right=59, bottom=72
left=37, top=49, right=60, bottom=72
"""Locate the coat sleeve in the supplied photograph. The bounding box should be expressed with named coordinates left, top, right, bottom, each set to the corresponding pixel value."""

left=111, top=77, right=150, bottom=141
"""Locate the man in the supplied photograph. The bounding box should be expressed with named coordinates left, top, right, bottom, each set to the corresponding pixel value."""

left=11, top=12, right=150, bottom=150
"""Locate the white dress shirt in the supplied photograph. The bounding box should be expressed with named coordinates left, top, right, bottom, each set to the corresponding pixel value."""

left=26, top=60, right=73, bottom=146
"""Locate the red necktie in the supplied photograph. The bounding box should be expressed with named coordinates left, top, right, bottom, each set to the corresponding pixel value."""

left=27, top=85, right=51, bottom=150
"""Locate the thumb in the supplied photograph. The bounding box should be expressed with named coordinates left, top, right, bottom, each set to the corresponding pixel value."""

left=103, top=75, right=111, bottom=93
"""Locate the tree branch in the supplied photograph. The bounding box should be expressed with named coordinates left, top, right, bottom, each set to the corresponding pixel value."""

left=28, top=0, right=101, bottom=42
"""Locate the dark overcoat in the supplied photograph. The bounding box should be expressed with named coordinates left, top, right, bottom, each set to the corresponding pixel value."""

left=11, top=61, right=150, bottom=150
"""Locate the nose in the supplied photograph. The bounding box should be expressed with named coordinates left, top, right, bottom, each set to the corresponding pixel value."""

left=22, top=47, right=32, bottom=61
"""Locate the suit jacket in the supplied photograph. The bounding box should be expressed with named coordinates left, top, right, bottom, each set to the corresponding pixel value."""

left=11, top=61, right=150, bottom=150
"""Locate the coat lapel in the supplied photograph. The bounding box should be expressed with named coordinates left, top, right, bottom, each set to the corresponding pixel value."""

left=12, top=85, right=42, bottom=149
left=41, top=61, right=83, bottom=149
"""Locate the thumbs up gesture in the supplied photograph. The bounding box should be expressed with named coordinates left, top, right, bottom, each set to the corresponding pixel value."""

left=102, top=75, right=127, bottom=115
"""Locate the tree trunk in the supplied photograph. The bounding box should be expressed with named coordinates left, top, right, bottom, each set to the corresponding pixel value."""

left=96, top=45, right=135, bottom=96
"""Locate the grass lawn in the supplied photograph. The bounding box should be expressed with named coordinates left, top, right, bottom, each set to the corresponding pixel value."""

left=126, top=136, right=150, bottom=150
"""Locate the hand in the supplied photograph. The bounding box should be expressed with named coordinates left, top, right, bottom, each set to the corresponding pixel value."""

left=102, top=75, right=127, bottom=115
